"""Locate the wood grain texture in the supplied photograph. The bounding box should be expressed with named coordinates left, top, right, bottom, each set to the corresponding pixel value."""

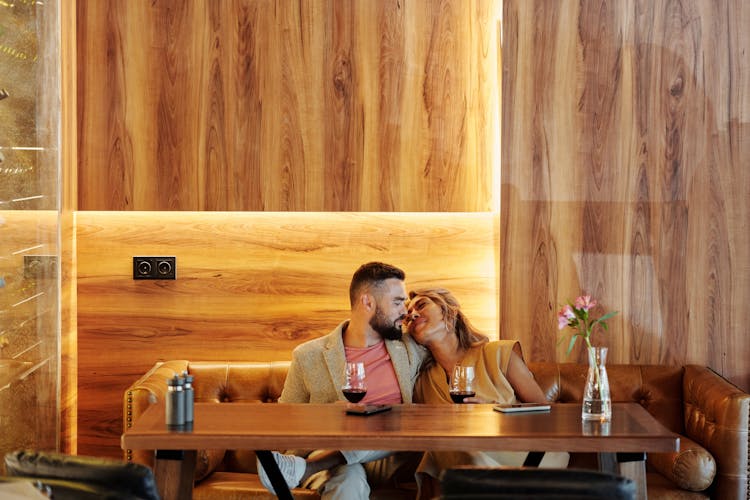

left=76, top=211, right=499, bottom=457
left=501, top=0, right=749, bottom=392
left=125, top=402, right=677, bottom=453
left=76, top=0, right=502, bottom=211
left=70, top=0, right=750, bottom=459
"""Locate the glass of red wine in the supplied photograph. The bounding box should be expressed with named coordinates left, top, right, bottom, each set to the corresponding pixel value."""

left=342, top=361, right=367, bottom=403
left=449, top=365, right=476, bottom=403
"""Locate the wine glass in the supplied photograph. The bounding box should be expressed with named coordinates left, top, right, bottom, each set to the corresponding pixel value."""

left=342, top=361, right=367, bottom=403
left=449, top=365, right=475, bottom=403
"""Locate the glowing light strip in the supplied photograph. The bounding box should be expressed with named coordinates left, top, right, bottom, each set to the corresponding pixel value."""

left=12, top=340, right=42, bottom=358
left=12, top=195, right=44, bottom=202
left=12, top=244, right=44, bottom=255
left=12, top=291, right=44, bottom=308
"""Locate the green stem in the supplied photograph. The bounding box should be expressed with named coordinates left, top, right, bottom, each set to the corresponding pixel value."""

left=585, top=337, right=602, bottom=394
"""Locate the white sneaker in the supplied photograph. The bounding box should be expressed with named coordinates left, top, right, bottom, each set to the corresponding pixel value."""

left=257, top=451, right=306, bottom=494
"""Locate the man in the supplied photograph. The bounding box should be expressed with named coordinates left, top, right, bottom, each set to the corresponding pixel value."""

left=257, top=261, right=426, bottom=499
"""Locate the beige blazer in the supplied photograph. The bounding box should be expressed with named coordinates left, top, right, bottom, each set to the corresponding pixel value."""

left=279, top=320, right=427, bottom=404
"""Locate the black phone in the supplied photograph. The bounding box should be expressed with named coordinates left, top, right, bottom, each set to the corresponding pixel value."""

left=345, top=404, right=393, bottom=416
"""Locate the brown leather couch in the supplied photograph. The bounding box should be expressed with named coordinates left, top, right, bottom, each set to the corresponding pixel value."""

left=124, top=360, right=749, bottom=499
left=529, top=363, right=749, bottom=500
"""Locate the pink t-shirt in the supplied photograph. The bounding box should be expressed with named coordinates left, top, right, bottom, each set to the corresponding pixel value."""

left=345, top=340, right=402, bottom=405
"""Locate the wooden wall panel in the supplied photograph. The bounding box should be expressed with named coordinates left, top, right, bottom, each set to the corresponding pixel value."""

left=76, top=0, right=502, bottom=211
left=71, top=0, right=750, bottom=459
left=60, top=0, right=78, bottom=454
left=76, top=211, right=499, bottom=457
left=501, top=0, right=750, bottom=391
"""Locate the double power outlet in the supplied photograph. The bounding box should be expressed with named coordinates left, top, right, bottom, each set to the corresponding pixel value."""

left=133, top=256, right=176, bottom=280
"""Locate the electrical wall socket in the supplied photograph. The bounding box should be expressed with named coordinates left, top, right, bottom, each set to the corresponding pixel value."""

left=133, top=256, right=176, bottom=280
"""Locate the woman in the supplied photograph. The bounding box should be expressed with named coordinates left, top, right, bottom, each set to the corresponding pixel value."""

left=404, top=287, right=569, bottom=498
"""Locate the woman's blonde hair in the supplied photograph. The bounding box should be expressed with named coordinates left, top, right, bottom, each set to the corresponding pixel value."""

left=408, top=287, right=488, bottom=371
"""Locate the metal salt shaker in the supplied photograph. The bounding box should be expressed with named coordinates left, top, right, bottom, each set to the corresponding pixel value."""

left=182, top=370, right=194, bottom=423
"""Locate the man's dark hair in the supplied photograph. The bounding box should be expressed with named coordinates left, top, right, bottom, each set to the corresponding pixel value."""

left=349, top=262, right=405, bottom=306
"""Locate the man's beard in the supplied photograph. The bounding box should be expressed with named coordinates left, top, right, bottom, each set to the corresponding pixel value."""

left=370, top=305, right=403, bottom=340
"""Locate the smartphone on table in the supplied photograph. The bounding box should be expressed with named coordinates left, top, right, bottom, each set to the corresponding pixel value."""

left=345, top=404, right=392, bottom=416
left=493, top=403, right=551, bottom=413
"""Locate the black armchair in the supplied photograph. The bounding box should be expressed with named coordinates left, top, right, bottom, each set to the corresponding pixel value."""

left=3, top=450, right=160, bottom=500
left=439, top=467, right=636, bottom=500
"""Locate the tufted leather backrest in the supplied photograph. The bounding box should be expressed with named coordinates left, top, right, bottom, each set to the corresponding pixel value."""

left=188, top=361, right=291, bottom=404
left=124, top=360, right=291, bottom=467
left=528, top=363, right=685, bottom=434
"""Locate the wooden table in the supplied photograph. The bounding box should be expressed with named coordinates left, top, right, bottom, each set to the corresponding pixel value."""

left=122, top=402, right=679, bottom=500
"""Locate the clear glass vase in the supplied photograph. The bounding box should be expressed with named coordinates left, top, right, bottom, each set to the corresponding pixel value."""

left=582, top=346, right=611, bottom=421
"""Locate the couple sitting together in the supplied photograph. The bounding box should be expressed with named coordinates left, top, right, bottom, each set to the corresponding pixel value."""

left=257, top=261, right=568, bottom=499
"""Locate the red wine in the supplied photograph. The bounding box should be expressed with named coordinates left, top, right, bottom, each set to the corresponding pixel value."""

left=343, top=388, right=367, bottom=403
left=450, top=391, right=476, bottom=404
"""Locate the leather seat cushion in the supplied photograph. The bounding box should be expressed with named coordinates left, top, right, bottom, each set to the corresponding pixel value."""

left=195, top=449, right=227, bottom=482
left=193, top=471, right=320, bottom=499
left=646, top=472, right=709, bottom=499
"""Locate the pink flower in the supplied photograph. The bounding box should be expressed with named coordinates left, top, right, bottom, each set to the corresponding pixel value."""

left=557, top=305, right=575, bottom=329
left=558, top=293, right=618, bottom=356
left=574, top=295, right=597, bottom=311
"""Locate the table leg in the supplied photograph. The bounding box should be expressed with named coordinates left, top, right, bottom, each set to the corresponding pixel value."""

left=256, top=450, right=295, bottom=500
left=598, top=452, right=647, bottom=500
left=153, top=450, right=196, bottom=500
left=523, top=451, right=545, bottom=467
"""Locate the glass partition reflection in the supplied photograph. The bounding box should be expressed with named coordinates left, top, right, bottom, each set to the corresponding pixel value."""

left=0, top=0, right=60, bottom=458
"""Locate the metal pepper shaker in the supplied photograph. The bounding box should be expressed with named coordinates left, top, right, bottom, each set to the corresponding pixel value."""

left=166, top=374, right=185, bottom=427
